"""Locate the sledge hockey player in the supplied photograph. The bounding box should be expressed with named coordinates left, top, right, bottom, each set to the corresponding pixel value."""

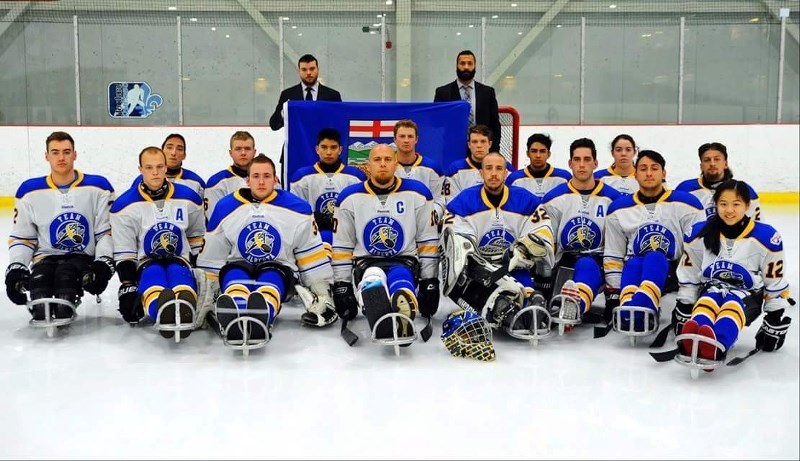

left=129, top=133, right=206, bottom=197
left=205, top=131, right=257, bottom=219
left=506, top=133, right=571, bottom=199
left=594, top=134, right=640, bottom=196
left=442, top=152, right=555, bottom=338
left=443, top=125, right=513, bottom=201
left=110, top=146, right=205, bottom=339
left=5, top=131, right=116, bottom=327
left=197, top=154, right=336, bottom=347
left=392, top=119, right=447, bottom=226
left=602, top=150, right=704, bottom=336
left=672, top=180, right=791, bottom=367
left=540, top=138, right=621, bottom=330
left=675, top=142, right=761, bottom=220
left=331, top=144, right=439, bottom=346
left=289, top=128, right=366, bottom=254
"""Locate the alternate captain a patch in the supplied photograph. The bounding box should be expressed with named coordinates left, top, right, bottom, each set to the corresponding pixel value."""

left=237, top=221, right=282, bottom=263
left=363, top=216, right=404, bottom=257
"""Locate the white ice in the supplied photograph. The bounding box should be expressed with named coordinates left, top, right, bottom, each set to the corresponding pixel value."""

left=0, top=206, right=798, bottom=460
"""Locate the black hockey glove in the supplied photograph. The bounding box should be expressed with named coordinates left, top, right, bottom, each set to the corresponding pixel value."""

left=313, top=211, right=334, bottom=232
left=82, top=257, right=115, bottom=295
left=672, top=300, right=694, bottom=336
left=602, top=287, right=620, bottom=324
left=756, top=309, right=792, bottom=352
left=332, top=281, right=358, bottom=321
left=417, top=278, right=440, bottom=318
left=5, top=263, right=31, bottom=306
left=118, top=283, right=143, bottom=324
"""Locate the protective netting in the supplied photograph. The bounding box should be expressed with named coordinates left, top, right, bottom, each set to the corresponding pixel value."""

left=5, top=0, right=798, bottom=25
left=499, top=107, right=519, bottom=168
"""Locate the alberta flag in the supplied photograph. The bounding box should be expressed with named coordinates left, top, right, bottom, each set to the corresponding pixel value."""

left=283, top=100, right=469, bottom=189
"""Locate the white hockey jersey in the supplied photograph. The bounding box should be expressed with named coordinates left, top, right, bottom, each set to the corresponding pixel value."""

left=205, top=167, right=247, bottom=219
left=110, top=182, right=205, bottom=266
left=603, top=190, right=704, bottom=289
left=445, top=184, right=555, bottom=267
left=506, top=164, right=572, bottom=199
left=677, top=220, right=790, bottom=313
left=332, top=178, right=439, bottom=282
left=444, top=157, right=513, bottom=202
left=594, top=168, right=639, bottom=195
left=289, top=162, right=366, bottom=222
left=196, top=189, right=332, bottom=286
left=395, top=155, right=446, bottom=213
left=541, top=181, right=622, bottom=264
left=8, top=171, right=115, bottom=266
left=130, top=167, right=206, bottom=198
left=675, top=176, right=761, bottom=220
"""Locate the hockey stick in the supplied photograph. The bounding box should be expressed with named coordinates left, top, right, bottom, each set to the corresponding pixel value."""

left=593, top=322, right=613, bottom=338
left=649, top=324, right=673, bottom=348
left=727, top=348, right=760, bottom=366
left=649, top=348, right=680, bottom=362
left=419, top=315, right=432, bottom=342
left=340, top=318, right=358, bottom=346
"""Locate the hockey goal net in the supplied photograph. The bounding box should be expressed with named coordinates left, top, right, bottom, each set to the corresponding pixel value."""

left=498, top=106, right=520, bottom=169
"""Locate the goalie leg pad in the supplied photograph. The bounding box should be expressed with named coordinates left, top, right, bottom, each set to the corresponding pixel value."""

left=440, top=227, right=478, bottom=296
left=192, top=269, right=220, bottom=329
left=297, top=282, right=338, bottom=327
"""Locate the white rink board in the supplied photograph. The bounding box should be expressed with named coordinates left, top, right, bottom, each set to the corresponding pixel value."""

left=0, top=123, right=797, bottom=197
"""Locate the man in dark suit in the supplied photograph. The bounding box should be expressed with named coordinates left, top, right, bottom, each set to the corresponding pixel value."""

left=434, top=50, right=501, bottom=153
left=269, top=54, right=342, bottom=131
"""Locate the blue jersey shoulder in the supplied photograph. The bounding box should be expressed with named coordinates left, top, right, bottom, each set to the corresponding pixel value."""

left=79, top=173, right=115, bottom=192
left=607, top=194, right=637, bottom=215
left=506, top=169, right=526, bottom=186
left=541, top=182, right=571, bottom=205
left=207, top=169, right=235, bottom=189
left=289, top=165, right=318, bottom=184
left=397, top=178, right=433, bottom=200
left=675, top=178, right=701, bottom=193
left=445, top=158, right=471, bottom=177
left=15, top=177, right=50, bottom=199
left=171, top=182, right=203, bottom=205
left=342, top=165, right=368, bottom=180
left=271, top=189, right=313, bottom=215
left=110, top=186, right=145, bottom=213
left=180, top=168, right=206, bottom=188
left=418, top=156, right=444, bottom=176
left=551, top=167, right=572, bottom=180
left=667, top=190, right=704, bottom=210
left=598, top=183, right=623, bottom=201
left=207, top=193, right=245, bottom=232
left=504, top=185, right=540, bottom=214
left=336, top=181, right=369, bottom=206
left=748, top=221, right=783, bottom=251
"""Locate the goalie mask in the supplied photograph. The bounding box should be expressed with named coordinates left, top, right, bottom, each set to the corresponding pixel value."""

left=441, top=308, right=496, bottom=361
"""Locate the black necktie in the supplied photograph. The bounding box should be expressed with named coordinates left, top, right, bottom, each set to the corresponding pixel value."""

left=305, top=87, right=313, bottom=101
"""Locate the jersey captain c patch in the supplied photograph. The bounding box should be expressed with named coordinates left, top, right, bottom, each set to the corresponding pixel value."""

left=237, top=221, right=282, bottom=263
left=49, top=212, right=90, bottom=252
left=632, top=223, right=677, bottom=259
left=144, top=223, right=183, bottom=258
left=363, top=216, right=404, bottom=257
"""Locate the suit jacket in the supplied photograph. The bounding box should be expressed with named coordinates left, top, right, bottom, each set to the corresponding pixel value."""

left=434, top=80, right=501, bottom=152
left=269, top=83, right=342, bottom=130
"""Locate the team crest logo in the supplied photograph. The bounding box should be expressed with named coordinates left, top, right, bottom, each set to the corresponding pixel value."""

left=237, top=221, right=282, bottom=263
left=108, top=81, right=163, bottom=118
left=143, top=223, right=183, bottom=258
left=478, top=228, right=514, bottom=260
left=770, top=231, right=782, bottom=246
left=315, top=192, right=339, bottom=217
left=633, top=223, right=676, bottom=258
left=704, top=260, right=753, bottom=289
left=363, top=216, right=404, bottom=256
left=562, top=217, right=601, bottom=251
left=49, top=213, right=90, bottom=252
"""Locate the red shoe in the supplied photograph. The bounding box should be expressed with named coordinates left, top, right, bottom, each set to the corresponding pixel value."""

left=696, top=325, right=719, bottom=372
left=679, top=319, right=700, bottom=355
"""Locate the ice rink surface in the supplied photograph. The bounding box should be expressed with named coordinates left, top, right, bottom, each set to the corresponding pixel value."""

left=0, top=205, right=797, bottom=460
